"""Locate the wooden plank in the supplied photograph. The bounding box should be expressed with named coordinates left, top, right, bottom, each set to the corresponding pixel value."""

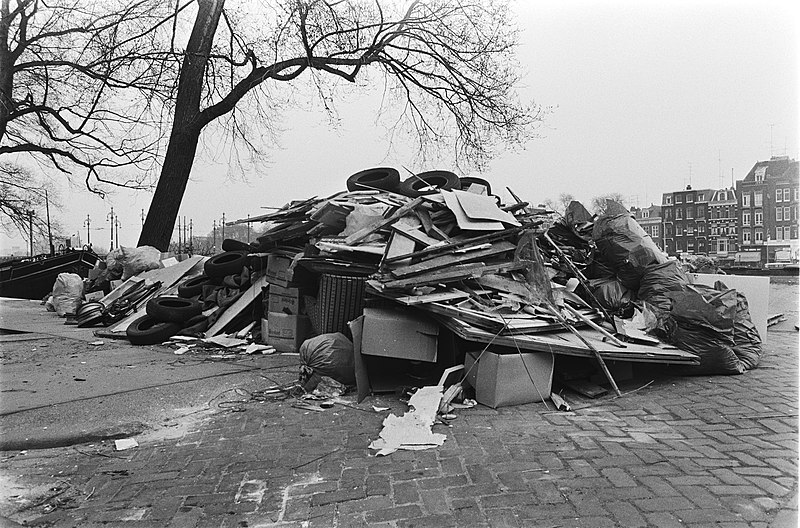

left=391, top=222, right=440, bottom=247
left=391, top=241, right=516, bottom=279
left=382, top=230, right=417, bottom=267
left=380, top=261, right=524, bottom=290
left=383, top=227, right=522, bottom=264
left=205, top=274, right=268, bottom=337
left=391, top=289, right=471, bottom=306
left=344, top=197, right=426, bottom=245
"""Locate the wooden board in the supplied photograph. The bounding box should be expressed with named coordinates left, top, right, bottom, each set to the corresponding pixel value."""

left=390, top=241, right=516, bottom=279
left=380, top=261, right=524, bottom=290
left=205, top=274, right=268, bottom=337
left=434, top=314, right=699, bottom=365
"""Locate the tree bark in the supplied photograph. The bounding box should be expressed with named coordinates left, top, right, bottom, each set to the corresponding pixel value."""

left=138, top=0, right=224, bottom=251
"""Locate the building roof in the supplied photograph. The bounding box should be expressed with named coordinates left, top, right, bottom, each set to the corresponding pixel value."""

left=709, top=187, right=737, bottom=205
left=740, top=156, right=798, bottom=184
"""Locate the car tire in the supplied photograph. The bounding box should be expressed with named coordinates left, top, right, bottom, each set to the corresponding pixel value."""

left=221, top=239, right=255, bottom=252
left=398, top=170, right=461, bottom=197
left=346, top=167, right=401, bottom=192
left=458, top=176, right=492, bottom=196
left=178, top=274, right=213, bottom=298
left=204, top=251, right=247, bottom=278
left=126, top=315, right=182, bottom=345
left=146, top=296, right=202, bottom=323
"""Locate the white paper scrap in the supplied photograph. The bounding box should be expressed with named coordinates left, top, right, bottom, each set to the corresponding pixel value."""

left=369, top=386, right=446, bottom=456
left=115, top=438, right=138, bottom=451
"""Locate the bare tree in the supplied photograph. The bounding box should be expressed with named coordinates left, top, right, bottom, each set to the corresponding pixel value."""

left=0, top=0, right=179, bottom=194
left=543, top=192, right=575, bottom=215
left=138, top=0, right=540, bottom=250
left=590, top=192, right=628, bottom=215
left=0, top=162, right=64, bottom=253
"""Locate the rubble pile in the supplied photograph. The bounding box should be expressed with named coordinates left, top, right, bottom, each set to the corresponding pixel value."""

left=48, top=167, right=766, bottom=414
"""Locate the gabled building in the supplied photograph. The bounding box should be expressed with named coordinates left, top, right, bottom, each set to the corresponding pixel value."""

left=661, top=186, right=713, bottom=257
left=708, top=187, right=738, bottom=265
left=735, top=156, right=799, bottom=265
left=631, top=204, right=663, bottom=250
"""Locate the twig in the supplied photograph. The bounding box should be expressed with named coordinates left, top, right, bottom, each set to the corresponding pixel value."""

left=291, top=448, right=340, bottom=470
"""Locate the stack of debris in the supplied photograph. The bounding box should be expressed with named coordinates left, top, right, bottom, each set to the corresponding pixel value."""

left=55, top=167, right=765, bottom=413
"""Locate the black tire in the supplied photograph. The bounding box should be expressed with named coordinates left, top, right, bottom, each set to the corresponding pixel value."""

left=398, top=170, right=461, bottom=197
left=126, top=315, right=182, bottom=345
left=204, top=251, right=247, bottom=278
left=459, top=176, right=492, bottom=196
left=146, top=296, right=202, bottom=323
left=221, top=239, right=255, bottom=252
left=76, top=301, right=105, bottom=328
left=346, top=167, right=401, bottom=192
left=178, top=274, right=213, bottom=298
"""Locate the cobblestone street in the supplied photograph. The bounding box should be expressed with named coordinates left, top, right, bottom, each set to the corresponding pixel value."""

left=1, top=291, right=797, bottom=528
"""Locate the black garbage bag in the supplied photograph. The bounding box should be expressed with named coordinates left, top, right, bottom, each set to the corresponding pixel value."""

left=665, top=285, right=745, bottom=375
left=637, top=260, right=691, bottom=312
left=299, top=332, right=356, bottom=391
left=592, top=205, right=668, bottom=290
left=588, top=276, right=635, bottom=315
left=714, top=280, right=762, bottom=370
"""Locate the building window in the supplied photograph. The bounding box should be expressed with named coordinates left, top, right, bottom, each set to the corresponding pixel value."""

left=776, top=189, right=783, bottom=202
left=777, top=227, right=784, bottom=240
left=642, top=210, right=650, bottom=218
left=777, top=207, right=783, bottom=221
left=755, top=191, right=762, bottom=206
left=784, top=207, right=790, bottom=221
left=676, top=195, right=683, bottom=203
left=784, top=226, right=791, bottom=240
left=742, top=211, right=751, bottom=225
left=687, top=194, right=694, bottom=203
left=664, top=196, right=672, bottom=205
left=795, top=188, right=799, bottom=201
left=687, top=208, right=694, bottom=219
left=755, top=229, right=763, bottom=242
left=792, top=226, right=798, bottom=239
left=743, top=193, right=751, bottom=207
left=743, top=229, right=751, bottom=243
left=697, top=206, right=705, bottom=218
left=676, top=208, right=683, bottom=219
left=698, top=193, right=705, bottom=201
left=755, top=166, right=766, bottom=181
left=652, top=225, right=659, bottom=237
left=755, top=210, right=763, bottom=225
left=698, top=223, right=704, bottom=233
left=784, top=188, right=790, bottom=202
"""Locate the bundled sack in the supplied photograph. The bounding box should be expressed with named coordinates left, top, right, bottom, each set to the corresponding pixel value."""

left=665, top=284, right=745, bottom=375
left=637, top=260, right=691, bottom=312
left=592, top=202, right=668, bottom=290
left=588, top=276, right=635, bottom=314
left=51, top=272, right=85, bottom=316
left=299, top=333, right=356, bottom=391
left=715, top=280, right=762, bottom=370
left=106, top=246, right=162, bottom=280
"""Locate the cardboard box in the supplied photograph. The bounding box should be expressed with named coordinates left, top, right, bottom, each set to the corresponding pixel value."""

left=268, top=284, right=302, bottom=315
left=266, top=311, right=313, bottom=352
left=266, top=252, right=296, bottom=287
left=464, top=348, right=554, bottom=408
left=360, top=307, right=438, bottom=362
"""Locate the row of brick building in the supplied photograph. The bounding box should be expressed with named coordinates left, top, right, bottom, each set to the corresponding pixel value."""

left=630, top=156, right=799, bottom=267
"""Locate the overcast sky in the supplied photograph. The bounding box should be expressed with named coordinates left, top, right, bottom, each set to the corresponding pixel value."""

left=2, top=0, right=798, bottom=254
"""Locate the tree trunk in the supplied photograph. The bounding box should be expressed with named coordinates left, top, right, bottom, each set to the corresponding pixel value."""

left=137, top=0, right=224, bottom=251
left=0, top=0, right=14, bottom=142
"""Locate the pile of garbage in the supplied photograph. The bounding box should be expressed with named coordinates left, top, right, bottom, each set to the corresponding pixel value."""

left=45, top=167, right=763, bottom=409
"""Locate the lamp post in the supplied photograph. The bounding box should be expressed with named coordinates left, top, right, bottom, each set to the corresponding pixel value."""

left=27, top=209, right=34, bottom=256
left=107, top=208, right=115, bottom=251
left=83, top=214, right=91, bottom=247
left=114, top=217, right=122, bottom=249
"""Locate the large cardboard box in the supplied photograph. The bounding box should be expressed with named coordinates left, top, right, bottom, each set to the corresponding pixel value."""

left=360, top=307, right=438, bottom=362
left=266, top=252, right=296, bottom=287
left=268, top=284, right=303, bottom=315
left=266, top=311, right=313, bottom=352
left=464, top=348, right=554, bottom=409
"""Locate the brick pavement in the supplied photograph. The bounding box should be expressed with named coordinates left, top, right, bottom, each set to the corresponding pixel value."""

left=1, top=327, right=797, bottom=528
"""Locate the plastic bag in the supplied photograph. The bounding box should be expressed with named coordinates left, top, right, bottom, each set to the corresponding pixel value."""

left=105, top=246, right=162, bottom=280
left=51, top=272, right=85, bottom=316
left=299, top=333, right=356, bottom=389
left=665, top=285, right=745, bottom=375
left=592, top=207, right=668, bottom=290
left=588, top=276, right=634, bottom=314
left=637, top=260, right=690, bottom=312
left=712, top=280, right=762, bottom=370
